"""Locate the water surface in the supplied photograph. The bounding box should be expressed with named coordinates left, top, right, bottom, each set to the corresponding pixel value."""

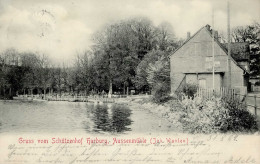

left=0, top=100, right=176, bottom=134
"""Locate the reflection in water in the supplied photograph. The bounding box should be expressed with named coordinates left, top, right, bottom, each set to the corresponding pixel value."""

left=111, top=105, right=131, bottom=132
left=0, top=101, right=132, bottom=134
left=91, top=104, right=110, bottom=132
left=90, top=104, right=132, bottom=133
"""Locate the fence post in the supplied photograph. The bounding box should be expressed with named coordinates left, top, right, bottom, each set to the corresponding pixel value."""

left=243, top=94, right=247, bottom=110
left=254, top=95, right=257, bottom=116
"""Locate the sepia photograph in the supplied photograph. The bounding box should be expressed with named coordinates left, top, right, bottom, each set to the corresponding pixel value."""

left=0, top=0, right=259, bottom=163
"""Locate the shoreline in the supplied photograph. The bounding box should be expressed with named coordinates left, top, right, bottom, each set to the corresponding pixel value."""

left=127, top=99, right=183, bottom=132
left=1, top=97, right=259, bottom=134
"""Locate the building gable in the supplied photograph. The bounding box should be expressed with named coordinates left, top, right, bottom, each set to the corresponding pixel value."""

left=170, top=25, right=247, bottom=93
left=170, top=25, right=248, bottom=73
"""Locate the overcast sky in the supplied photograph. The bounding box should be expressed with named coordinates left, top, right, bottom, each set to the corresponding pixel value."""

left=0, top=0, right=259, bottom=63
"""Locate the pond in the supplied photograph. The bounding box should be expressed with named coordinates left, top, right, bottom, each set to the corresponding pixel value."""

left=0, top=100, right=176, bottom=134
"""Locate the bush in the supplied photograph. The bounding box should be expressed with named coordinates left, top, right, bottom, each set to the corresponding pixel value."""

left=151, top=82, right=172, bottom=103
left=179, top=96, right=226, bottom=133
left=178, top=95, right=258, bottom=133
left=220, top=96, right=258, bottom=132
left=176, top=83, right=198, bottom=99
left=255, top=81, right=260, bottom=86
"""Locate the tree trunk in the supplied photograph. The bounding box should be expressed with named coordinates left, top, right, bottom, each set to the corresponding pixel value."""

left=3, top=86, right=5, bottom=97
left=123, top=82, right=126, bottom=95
left=44, top=88, right=46, bottom=100
left=108, top=80, right=112, bottom=98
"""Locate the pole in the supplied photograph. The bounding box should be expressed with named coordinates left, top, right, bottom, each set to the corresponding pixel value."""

left=227, top=0, right=232, bottom=88
left=212, top=8, right=215, bottom=90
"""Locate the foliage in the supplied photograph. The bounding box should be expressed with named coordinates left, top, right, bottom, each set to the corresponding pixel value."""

left=0, top=49, right=55, bottom=97
left=178, top=96, right=258, bottom=134
left=0, top=17, right=181, bottom=97
left=179, top=83, right=198, bottom=98
left=146, top=54, right=171, bottom=103
left=255, top=81, right=260, bottom=86
left=91, top=17, right=178, bottom=94
left=230, top=22, right=260, bottom=78
left=179, top=96, right=226, bottom=133
left=134, top=50, right=164, bottom=90
left=151, top=82, right=172, bottom=103
left=220, top=22, right=260, bottom=78
left=220, top=96, right=258, bottom=132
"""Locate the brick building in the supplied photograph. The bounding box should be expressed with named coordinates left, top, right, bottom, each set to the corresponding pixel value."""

left=170, top=24, right=249, bottom=94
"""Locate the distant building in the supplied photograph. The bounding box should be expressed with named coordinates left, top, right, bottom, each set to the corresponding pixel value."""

left=170, top=24, right=249, bottom=94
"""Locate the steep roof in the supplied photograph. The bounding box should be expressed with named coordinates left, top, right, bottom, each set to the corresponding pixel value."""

left=170, top=26, right=205, bottom=55
left=171, top=24, right=249, bottom=73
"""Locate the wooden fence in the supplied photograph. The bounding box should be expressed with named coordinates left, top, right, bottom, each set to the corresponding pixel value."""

left=196, top=87, right=241, bottom=99
left=46, top=95, right=87, bottom=102
left=239, top=93, right=260, bottom=116
left=251, top=85, right=260, bottom=92
left=16, top=94, right=140, bottom=103
left=196, top=87, right=259, bottom=116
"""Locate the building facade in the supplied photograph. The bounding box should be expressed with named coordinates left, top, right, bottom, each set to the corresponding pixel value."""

left=170, top=25, right=249, bottom=94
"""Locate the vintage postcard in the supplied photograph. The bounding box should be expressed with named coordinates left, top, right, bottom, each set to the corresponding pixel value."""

left=0, top=0, right=260, bottom=163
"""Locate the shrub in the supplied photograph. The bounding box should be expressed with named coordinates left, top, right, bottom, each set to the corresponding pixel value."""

left=178, top=95, right=258, bottom=133
left=255, top=81, right=260, bottom=86
left=220, top=96, right=258, bottom=132
left=179, top=96, right=226, bottom=133
left=176, top=83, right=198, bottom=99
left=151, top=82, right=172, bottom=103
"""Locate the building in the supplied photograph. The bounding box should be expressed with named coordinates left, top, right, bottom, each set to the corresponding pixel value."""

left=170, top=24, right=249, bottom=94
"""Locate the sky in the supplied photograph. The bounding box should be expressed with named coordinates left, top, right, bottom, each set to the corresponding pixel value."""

left=0, top=0, right=259, bottom=64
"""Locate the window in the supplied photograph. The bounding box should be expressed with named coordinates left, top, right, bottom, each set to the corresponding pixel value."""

left=205, top=56, right=213, bottom=62
left=199, top=79, right=206, bottom=88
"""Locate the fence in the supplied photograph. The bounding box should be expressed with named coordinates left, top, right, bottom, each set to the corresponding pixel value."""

left=46, top=95, right=87, bottom=102
left=196, top=87, right=240, bottom=99
left=238, top=93, right=260, bottom=116
left=16, top=93, right=142, bottom=103
left=251, top=85, right=260, bottom=92
left=196, top=87, right=260, bottom=116
left=17, top=94, right=88, bottom=102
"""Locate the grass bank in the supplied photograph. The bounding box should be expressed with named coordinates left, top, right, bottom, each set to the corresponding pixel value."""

left=127, top=95, right=259, bottom=134
left=127, top=97, right=183, bottom=132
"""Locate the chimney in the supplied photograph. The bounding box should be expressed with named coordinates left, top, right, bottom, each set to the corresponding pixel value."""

left=187, top=32, right=191, bottom=40
left=205, top=24, right=211, bottom=30
left=214, top=30, right=218, bottom=40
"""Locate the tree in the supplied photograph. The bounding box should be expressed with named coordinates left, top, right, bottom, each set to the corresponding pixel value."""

left=91, top=17, right=178, bottom=94
left=248, top=22, right=260, bottom=78
left=230, top=22, right=260, bottom=78
left=5, top=66, right=25, bottom=96
left=20, top=52, right=39, bottom=95
left=155, top=22, right=178, bottom=52
left=73, top=51, right=92, bottom=94
left=92, top=19, right=140, bottom=94
left=34, top=53, right=52, bottom=97
left=134, top=50, right=164, bottom=90
left=146, top=54, right=170, bottom=102
left=231, top=26, right=249, bottom=42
